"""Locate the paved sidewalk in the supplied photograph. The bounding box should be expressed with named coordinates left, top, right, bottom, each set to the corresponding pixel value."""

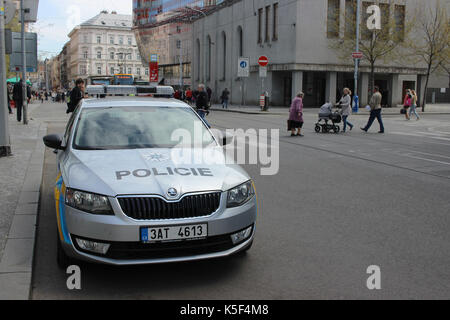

left=211, top=103, right=450, bottom=116
left=0, top=102, right=47, bottom=300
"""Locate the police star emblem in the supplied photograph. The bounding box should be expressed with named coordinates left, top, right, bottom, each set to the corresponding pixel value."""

left=142, top=152, right=169, bottom=162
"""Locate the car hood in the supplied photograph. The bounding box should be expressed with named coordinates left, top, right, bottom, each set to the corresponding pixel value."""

left=62, top=148, right=250, bottom=198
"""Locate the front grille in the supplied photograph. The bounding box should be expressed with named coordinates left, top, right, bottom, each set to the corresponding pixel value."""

left=105, top=235, right=234, bottom=260
left=118, top=192, right=222, bottom=220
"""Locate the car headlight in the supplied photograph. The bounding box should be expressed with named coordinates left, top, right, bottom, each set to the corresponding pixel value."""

left=227, top=181, right=255, bottom=208
left=65, top=188, right=113, bottom=215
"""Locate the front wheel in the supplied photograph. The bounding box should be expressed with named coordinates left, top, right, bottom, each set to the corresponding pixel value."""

left=333, top=126, right=340, bottom=134
left=315, top=125, right=321, bottom=133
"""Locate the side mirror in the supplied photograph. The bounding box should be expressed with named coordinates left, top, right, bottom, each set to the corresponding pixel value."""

left=43, top=134, right=65, bottom=151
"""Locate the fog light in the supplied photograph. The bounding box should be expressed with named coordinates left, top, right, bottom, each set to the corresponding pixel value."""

left=230, top=226, right=253, bottom=245
left=76, top=238, right=110, bottom=255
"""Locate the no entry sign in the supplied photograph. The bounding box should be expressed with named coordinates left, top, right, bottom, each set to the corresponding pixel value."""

left=352, top=52, right=363, bottom=59
left=258, top=56, right=269, bottom=67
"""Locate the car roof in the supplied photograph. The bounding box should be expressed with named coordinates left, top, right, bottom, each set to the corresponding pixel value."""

left=81, top=97, right=191, bottom=109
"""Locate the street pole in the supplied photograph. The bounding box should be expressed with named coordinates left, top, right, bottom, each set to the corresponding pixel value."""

left=20, top=0, right=28, bottom=124
left=179, top=40, right=183, bottom=90
left=353, top=0, right=361, bottom=113
left=45, top=58, right=48, bottom=91
left=0, top=0, right=12, bottom=156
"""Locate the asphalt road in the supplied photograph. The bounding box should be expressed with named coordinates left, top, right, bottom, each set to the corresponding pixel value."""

left=31, top=102, right=450, bottom=299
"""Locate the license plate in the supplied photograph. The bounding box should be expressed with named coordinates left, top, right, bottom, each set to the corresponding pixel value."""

left=140, top=224, right=208, bottom=243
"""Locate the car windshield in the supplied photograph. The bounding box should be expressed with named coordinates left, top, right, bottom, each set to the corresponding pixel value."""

left=73, top=106, right=216, bottom=150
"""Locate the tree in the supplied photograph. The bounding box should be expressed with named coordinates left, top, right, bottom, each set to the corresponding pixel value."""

left=329, top=0, right=415, bottom=97
left=409, top=0, right=449, bottom=111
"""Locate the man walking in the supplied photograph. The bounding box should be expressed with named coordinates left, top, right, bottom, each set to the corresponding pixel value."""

left=196, top=84, right=211, bottom=128
left=67, top=79, right=85, bottom=114
left=221, top=88, right=230, bottom=109
left=13, top=80, right=24, bottom=122
left=361, top=86, right=385, bottom=134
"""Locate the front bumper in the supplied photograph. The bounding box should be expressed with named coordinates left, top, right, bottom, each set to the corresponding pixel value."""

left=60, top=193, right=257, bottom=265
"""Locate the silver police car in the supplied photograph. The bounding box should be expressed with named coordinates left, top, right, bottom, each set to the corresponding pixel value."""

left=43, top=87, right=256, bottom=267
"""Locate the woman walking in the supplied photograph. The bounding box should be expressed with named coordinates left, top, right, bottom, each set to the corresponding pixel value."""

left=288, top=92, right=304, bottom=137
left=338, top=88, right=354, bottom=132
left=409, top=90, right=420, bottom=120
left=403, top=90, right=412, bottom=120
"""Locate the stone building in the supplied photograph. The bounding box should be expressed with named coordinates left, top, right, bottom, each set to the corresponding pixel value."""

left=67, top=11, right=148, bottom=85
left=188, top=0, right=449, bottom=107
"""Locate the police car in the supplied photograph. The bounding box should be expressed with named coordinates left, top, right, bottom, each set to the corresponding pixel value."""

left=43, top=85, right=257, bottom=267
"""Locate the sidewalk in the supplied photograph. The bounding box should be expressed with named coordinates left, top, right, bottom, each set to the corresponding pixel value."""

left=0, top=102, right=47, bottom=300
left=210, top=103, right=450, bottom=116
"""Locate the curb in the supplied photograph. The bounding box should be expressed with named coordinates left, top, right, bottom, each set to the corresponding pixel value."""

left=0, top=122, right=47, bottom=300
left=211, top=108, right=450, bottom=116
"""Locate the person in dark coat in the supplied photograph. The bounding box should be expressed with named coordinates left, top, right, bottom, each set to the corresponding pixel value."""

left=67, top=79, right=85, bottom=114
left=195, top=84, right=211, bottom=128
left=13, top=80, right=24, bottom=122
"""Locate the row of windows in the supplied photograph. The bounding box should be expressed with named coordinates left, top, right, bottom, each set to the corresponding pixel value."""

left=79, top=65, right=149, bottom=76
left=82, top=34, right=134, bottom=46
left=257, top=3, right=279, bottom=44
left=327, top=0, right=406, bottom=40
left=80, top=51, right=141, bottom=61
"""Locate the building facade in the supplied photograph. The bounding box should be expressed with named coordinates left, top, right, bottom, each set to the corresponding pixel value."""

left=189, top=0, right=448, bottom=107
left=132, top=0, right=225, bottom=88
left=68, top=11, right=148, bottom=86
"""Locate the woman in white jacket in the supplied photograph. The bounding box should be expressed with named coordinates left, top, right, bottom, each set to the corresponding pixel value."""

left=338, top=88, right=354, bottom=132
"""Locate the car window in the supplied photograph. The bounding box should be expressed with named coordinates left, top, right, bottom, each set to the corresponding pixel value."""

left=63, top=107, right=80, bottom=146
left=73, top=106, right=216, bottom=150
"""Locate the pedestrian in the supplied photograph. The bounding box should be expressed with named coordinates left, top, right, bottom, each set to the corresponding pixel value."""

left=206, top=86, right=212, bottom=108
left=40, top=92, right=44, bottom=103
left=27, top=85, right=31, bottom=105
left=409, top=90, right=420, bottom=121
left=6, top=83, right=13, bottom=114
left=61, top=92, right=66, bottom=103
left=221, top=88, right=230, bottom=109
left=338, top=88, right=354, bottom=132
left=361, top=86, right=385, bottom=134
left=288, top=92, right=304, bottom=137
left=195, top=84, right=211, bottom=128
left=13, top=80, right=25, bottom=122
left=403, top=89, right=412, bottom=120
left=185, top=87, right=193, bottom=105
left=45, top=91, right=48, bottom=101
left=67, top=78, right=85, bottom=114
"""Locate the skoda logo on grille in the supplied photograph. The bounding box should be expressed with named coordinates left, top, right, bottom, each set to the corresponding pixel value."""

left=167, top=188, right=178, bottom=198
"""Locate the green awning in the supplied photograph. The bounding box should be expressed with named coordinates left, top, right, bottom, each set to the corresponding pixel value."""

left=6, top=77, right=32, bottom=85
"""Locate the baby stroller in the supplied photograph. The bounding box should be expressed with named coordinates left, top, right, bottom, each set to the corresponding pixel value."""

left=315, top=103, right=342, bottom=134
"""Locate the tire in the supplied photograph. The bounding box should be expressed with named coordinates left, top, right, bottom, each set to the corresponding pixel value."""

left=315, top=125, right=321, bottom=133
left=56, top=231, right=74, bottom=269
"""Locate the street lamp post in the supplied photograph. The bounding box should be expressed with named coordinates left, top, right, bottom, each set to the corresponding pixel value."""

left=20, top=0, right=28, bottom=124
left=353, top=0, right=361, bottom=113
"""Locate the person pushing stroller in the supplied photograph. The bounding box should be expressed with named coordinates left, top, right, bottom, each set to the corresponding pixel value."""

left=336, top=88, right=354, bottom=133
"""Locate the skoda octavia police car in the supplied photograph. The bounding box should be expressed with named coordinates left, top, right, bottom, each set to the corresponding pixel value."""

left=43, top=85, right=256, bottom=267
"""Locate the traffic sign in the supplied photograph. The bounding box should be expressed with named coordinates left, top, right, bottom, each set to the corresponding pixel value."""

left=258, top=56, right=269, bottom=67
left=352, top=52, right=363, bottom=59
left=238, top=57, right=249, bottom=78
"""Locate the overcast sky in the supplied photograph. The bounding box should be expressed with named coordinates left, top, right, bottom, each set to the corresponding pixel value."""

left=34, top=0, right=133, bottom=59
